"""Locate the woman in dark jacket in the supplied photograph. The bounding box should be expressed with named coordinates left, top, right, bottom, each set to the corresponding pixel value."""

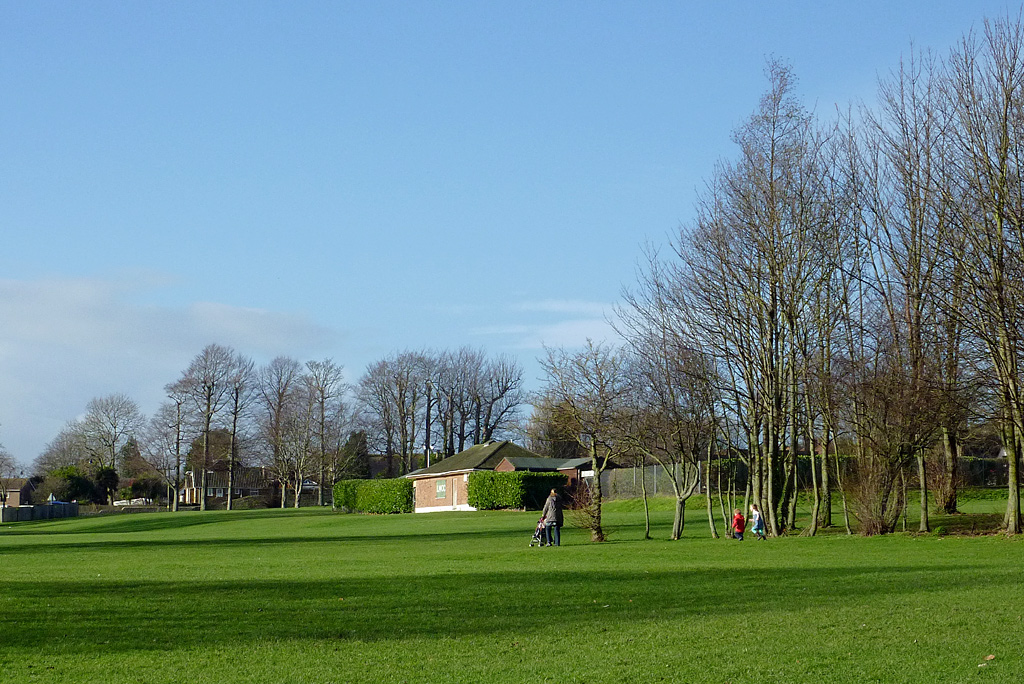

left=541, top=489, right=563, bottom=546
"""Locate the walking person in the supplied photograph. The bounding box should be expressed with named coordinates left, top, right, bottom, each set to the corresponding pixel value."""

left=541, top=489, right=563, bottom=546
left=750, top=503, right=767, bottom=540
left=732, top=508, right=745, bottom=541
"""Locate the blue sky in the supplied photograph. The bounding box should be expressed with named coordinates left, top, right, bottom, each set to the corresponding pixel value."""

left=0, top=1, right=1016, bottom=467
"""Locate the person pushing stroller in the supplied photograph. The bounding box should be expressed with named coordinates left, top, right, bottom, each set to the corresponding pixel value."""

left=540, top=488, right=563, bottom=546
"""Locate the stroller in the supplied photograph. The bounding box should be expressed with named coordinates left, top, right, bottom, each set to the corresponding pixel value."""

left=529, top=517, right=547, bottom=547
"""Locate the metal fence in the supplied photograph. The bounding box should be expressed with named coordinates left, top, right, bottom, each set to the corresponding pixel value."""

left=1, top=502, right=79, bottom=523
left=601, top=465, right=698, bottom=500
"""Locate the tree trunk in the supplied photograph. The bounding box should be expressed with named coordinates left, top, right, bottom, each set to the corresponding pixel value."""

left=900, top=468, right=909, bottom=533
left=1005, top=422, right=1022, bottom=534
left=716, top=458, right=729, bottom=532
left=917, top=450, right=929, bottom=533
left=640, top=464, right=651, bottom=540
left=199, top=467, right=208, bottom=512
left=834, top=451, right=852, bottom=535
left=706, top=446, right=718, bottom=539
left=226, top=432, right=235, bottom=512
left=806, top=415, right=820, bottom=537
left=200, top=427, right=210, bottom=512
left=784, top=452, right=798, bottom=531
left=938, top=426, right=959, bottom=514
left=317, top=464, right=325, bottom=507
left=671, top=497, right=686, bottom=540
left=767, top=438, right=782, bottom=536
left=820, top=434, right=832, bottom=527
left=590, top=448, right=605, bottom=542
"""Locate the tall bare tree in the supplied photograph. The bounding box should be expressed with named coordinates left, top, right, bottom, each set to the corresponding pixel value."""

left=257, top=356, right=303, bottom=508
left=80, top=394, right=145, bottom=474
left=540, top=341, right=632, bottom=542
left=861, top=49, right=953, bottom=531
left=224, top=352, right=256, bottom=510
left=944, top=16, right=1024, bottom=533
left=177, top=344, right=234, bottom=511
left=304, top=358, right=347, bottom=505
left=668, top=60, right=831, bottom=535
left=146, top=388, right=191, bottom=511
left=619, top=248, right=720, bottom=540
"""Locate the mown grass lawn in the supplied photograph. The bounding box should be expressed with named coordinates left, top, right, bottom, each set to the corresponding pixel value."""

left=0, top=497, right=1021, bottom=684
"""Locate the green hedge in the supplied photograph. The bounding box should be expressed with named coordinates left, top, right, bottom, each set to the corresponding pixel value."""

left=333, top=480, right=360, bottom=511
left=333, top=479, right=413, bottom=514
left=467, top=471, right=567, bottom=510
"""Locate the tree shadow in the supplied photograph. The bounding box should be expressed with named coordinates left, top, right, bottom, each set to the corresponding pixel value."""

left=1, top=508, right=316, bottom=536
left=0, top=527, right=515, bottom=555
left=0, top=563, right=1006, bottom=655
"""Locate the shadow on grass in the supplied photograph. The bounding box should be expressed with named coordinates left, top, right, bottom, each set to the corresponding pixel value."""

left=0, top=508, right=321, bottom=536
left=0, top=528, right=517, bottom=555
left=0, top=563, right=1012, bottom=655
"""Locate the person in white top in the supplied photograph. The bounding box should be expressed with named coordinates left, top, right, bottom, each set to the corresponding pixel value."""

left=750, top=503, right=767, bottom=540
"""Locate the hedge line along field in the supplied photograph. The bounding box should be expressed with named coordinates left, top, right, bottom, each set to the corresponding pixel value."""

left=0, top=498, right=1021, bottom=684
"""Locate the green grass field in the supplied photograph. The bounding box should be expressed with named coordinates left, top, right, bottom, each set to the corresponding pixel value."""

left=1, top=497, right=1021, bottom=684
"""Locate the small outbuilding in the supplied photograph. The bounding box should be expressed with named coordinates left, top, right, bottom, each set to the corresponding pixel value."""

left=406, top=440, right=589, bottom=513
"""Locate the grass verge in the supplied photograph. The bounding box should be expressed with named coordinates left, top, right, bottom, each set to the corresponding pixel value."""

left=0, top=501, right=1020, bottom=683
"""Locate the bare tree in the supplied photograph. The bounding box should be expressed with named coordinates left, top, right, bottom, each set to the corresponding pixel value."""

left=619, top=248, right=720, bottom=540
left=667, top=60, right=831, bottom=536
left=177, top=344, right=234, bottom=511
left=0, top=445, right=19, bottom=508
left=357, top=357, right=401, bottom=475
left=257, top=356, right=304, bottom=508
left=944, top=16, right=1024, bottom=533
left=356, top=348, right=524, bottom=475
left=80, top=394, right=145, bottom=473
left=861, top=48, right=954, bottom=532
left=220, top=352, right=256, bottom=510
left=540, top=341, right=632, bottom=542
left=33, top=423, right=91, bottom=475
left=304, top=358, right=347, bottom=505
left=476, top=355, right=525, bottom=442
left=145, top=389, right=192, bottom=511
left=285, top=378, right=316, bottom=508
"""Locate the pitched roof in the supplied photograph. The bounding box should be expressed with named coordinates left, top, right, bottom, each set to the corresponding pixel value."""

left=2, top=478, right=32, bottom=491
left=500, top=456, right=591, bottom=471
left=406, top=441, right=544, bottom=478
left=189, top=467, right=273, bottom=489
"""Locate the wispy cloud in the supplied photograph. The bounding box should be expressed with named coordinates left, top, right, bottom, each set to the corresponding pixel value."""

left=474, top=318, right=620, bottom=350
left=0, top=276, right=336, bottom=464
left=472, top=299, right=621, bottom=350
left=512, top=299, right=611, bottom=318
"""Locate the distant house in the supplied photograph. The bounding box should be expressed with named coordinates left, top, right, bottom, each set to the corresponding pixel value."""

left=405, top=440, right=590, bottom=513
left=179, top=466, right=275, bottom=505
left=1, top=478, right=33, bottom=507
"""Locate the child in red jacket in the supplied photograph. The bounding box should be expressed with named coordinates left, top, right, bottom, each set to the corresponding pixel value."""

left=732, top=508, right=746, bottom=541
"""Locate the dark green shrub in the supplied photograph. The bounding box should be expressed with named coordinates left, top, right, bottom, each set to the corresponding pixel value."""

left=93, top=466, right=119, bottom=504
left=333, top=479, right=413, bottom=514
left=231, top=496, right=270, bottom=510
left=333, top=480, right=360, bottom=511
left=468, top=472, right=567, bottom=510
left=44, top=466, right=97, bottom=503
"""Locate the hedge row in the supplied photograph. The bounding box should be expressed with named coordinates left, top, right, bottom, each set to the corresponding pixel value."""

left=333, top=478, right=413, bottom=514
left=467, top=471, right=567, bottom=511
